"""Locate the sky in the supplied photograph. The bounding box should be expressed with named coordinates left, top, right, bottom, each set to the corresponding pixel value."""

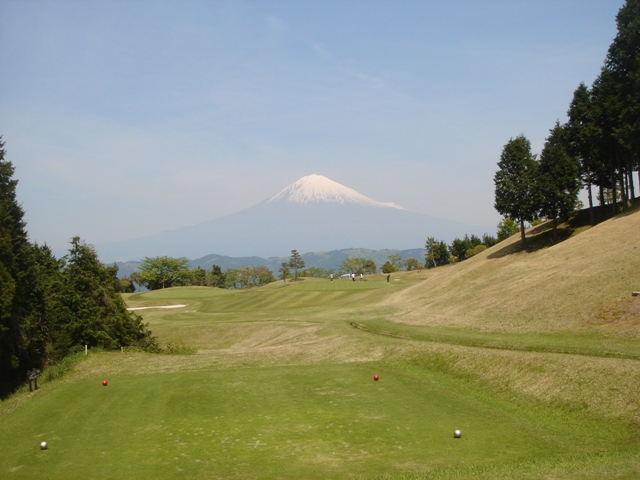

left=0, top=0, right=625, bottom=254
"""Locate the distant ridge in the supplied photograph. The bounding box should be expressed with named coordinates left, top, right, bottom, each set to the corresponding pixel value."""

left=96, top=174, right=492, bottom=263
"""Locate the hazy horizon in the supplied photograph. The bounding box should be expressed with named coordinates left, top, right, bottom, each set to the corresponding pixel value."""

left=0, top=1, right=625, bottom=252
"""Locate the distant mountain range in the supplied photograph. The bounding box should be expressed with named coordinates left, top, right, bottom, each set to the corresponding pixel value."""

left=97, top=174, right=492, bottom=263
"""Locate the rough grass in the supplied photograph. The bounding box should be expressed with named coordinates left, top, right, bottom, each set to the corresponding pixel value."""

left=385, top=206, right=640, bottom=334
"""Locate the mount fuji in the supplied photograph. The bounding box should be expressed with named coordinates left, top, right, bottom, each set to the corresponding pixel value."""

left=96, top=174, right=492, bottom=262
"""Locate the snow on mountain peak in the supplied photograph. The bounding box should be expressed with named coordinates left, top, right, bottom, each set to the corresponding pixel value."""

left=267, top=174, right=404, bottom=209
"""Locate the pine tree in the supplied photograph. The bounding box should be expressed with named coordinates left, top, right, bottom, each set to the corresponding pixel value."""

left=288, top=250, right=305, bottom=281
left=494, top=135, right=539, bottom=248
left=0, top=138, right=46, bottom=395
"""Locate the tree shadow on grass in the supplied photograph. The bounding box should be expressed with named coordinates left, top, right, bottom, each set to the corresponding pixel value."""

left=487, top=202, right=638, bottom=259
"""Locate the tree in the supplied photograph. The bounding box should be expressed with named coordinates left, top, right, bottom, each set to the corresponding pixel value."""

left=482, top=233, right=498, bottom=248
left=387, top=254, right=403, bottom=272
left=288, top=250, right=305, bottom=281
left=55, top=237, right=154, bottom=352
left=138, top=256, right=190, bottom=290
left=536, top=122, right=581, bottom=241
left=494, top=135, right=539, bottom=248
left=301, top=266, right=334, bottom=278
left=189, top=266, right=208, bottom=286
left=209, top=264, right=226, bottom=288
left=224, top=268, right=239, bottom=288
left=129, top=271, right=142, bottom=292
left=403, top=258, right=421, bottom=271
left=466, top=244, right=487, bottom=258
left=425, top=237, right=450, bottom=268
left=0, top=138, right=156, bottom=396
left=496, top=217, right=519, bottom=242
left=592, top=68, right=625, bottom=213
left=449, top=234, right=483, bottom=262
left=566, top=82, right=602, bottom=225
left=0, top=138, right=46, bottom=395
left=362, top=259, right=377, bottom=275
left=339, top=257, right=375, bottom=275
left=381, top=261, right=394, bottom=274
left=117, top=277, right=136, bottom=293
left=278, top=262, right=290, bottom=284
left=604, top=0, right=640, bottom=204
left=256, top=266, right=275, bottom=286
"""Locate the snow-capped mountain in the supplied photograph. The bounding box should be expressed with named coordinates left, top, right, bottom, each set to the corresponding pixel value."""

left=95, top=175, right=492, bottom=262
left=268, top=174, right=403, bottom=209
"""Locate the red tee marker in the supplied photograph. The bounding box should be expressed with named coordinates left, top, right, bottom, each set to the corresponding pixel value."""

left=373, top=375, right=379, bottom=381
left=102, top=380, right=108, bottom=386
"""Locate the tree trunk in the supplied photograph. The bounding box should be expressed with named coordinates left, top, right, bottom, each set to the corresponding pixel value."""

left=520, top=218, right=527, bottom=249
left=586, top=167, right=595, bottom=226
left=618, top=164, right=626, bottom=209
left=612, top=167, right=618, bottom=215
left=627, top=167, right=635, bottom=204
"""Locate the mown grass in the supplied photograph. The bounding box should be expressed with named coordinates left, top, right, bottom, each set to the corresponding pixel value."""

left=1, top=355, right=636, bottom=479
left=1, top=208, right=639, bottom=479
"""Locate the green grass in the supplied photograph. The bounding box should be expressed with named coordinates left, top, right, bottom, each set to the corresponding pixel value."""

left=2, top=208, right=640, bottom=479
left=1, top=356, right=635, bottom=480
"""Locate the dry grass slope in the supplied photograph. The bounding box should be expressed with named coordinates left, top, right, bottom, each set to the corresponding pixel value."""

left=387, top=207, right=640, bottom=334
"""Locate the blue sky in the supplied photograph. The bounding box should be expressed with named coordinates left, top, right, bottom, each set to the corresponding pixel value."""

left=0, top=0, right=624, bottom=254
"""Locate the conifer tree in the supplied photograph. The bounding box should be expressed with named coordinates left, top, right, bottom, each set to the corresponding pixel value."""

left=537, top=122, right=581, bottom=241
left=494, top=135, right=539, bottom=248
left=288, top=250, right=305, bottom=281
left=0, top=138, right=46, bottom=395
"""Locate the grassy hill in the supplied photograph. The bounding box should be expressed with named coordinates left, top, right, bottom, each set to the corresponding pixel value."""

left=1, top=207, right=639, bottom=479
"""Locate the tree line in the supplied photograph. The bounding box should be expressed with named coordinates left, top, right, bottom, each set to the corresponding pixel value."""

left=495, top=0, right=639, bottom=248
left=0, top=139, right=155, bottom=397
left=129, top=256, right=277, bottom=291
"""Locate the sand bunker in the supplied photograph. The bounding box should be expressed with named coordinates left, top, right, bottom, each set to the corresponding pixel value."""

left=127, top=304, right=187, bottom=311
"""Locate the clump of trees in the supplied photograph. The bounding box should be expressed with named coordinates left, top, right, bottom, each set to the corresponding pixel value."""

left=225, top=265, right=275, bottom=288
left=300, top=266, right=334, bottom=278
left=381, top=254, right=421, bottom=273
left=423, top=233, right=497, bottom=269
left=134, top=256, right=277, bottom=290
left=340, top=257, right=377, bottom=276
left=496, top=0, right=639, bottom=247
left=0, top=138, right=155, bottom=397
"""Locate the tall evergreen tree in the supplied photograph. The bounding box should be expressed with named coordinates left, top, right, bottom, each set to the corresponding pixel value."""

left=0, top=137, right=29, bottom=394
left=0, top=138, right=50, bottom=395
left=537, top=122, right=581, bottom=241
left=566, top=82, right=602, bottom=225
left=604, top=0, right=640, bottom=202
left=494, top=135, right=539, bottom=248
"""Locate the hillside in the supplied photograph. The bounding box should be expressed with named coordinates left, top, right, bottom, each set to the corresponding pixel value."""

left=383, top=206, right=640, bottom=335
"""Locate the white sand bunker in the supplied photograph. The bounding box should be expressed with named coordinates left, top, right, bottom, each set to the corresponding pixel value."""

left=127, top=304, right=187, bottom=311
